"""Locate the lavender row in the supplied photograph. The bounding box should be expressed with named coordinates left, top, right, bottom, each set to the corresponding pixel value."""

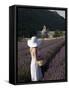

left=37, top=38, right=65, bottom=62
left=18, top=38, right=64, bottom=58
left=18, top=38, right=65, bottom=82
left=44, top=46, right=65, bottom=80
left=18, top=38, right=64, bottom=70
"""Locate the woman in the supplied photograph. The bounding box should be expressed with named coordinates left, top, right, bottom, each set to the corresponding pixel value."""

left=27, top=36, right=43, bottom=81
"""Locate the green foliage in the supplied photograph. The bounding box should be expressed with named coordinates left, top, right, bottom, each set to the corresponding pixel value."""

left=59, top=31, right=64, bottom=36
left=53, top=31, right=64, bottom=37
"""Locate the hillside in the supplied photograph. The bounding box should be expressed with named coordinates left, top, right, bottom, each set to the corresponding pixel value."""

left=17, top=8, right=65, bottom=37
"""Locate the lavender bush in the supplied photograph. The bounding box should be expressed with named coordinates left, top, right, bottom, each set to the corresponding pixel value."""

left=18, top=38, right=65, bottom=82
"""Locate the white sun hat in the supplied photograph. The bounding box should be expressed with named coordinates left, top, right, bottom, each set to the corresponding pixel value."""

left=27, top=36, right=41, bottom=47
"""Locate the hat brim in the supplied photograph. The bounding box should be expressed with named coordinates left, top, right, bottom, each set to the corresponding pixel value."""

left=27, top=39, right=41, bottom=47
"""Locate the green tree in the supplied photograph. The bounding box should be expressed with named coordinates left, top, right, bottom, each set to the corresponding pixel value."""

left=53, top=31, right=60, bottom=37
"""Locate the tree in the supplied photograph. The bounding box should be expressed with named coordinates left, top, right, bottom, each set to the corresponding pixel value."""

left=53, top=31, right=60, bottom=37
left=53, top=31, right=64, bottom=38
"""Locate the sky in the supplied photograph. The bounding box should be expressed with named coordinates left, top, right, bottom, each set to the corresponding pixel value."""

left=49, top=10, right=65, bottom=18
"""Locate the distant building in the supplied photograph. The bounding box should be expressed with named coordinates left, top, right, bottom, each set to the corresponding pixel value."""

left=41, top=25, right=47, bottom=35
left=37, top=25, right=48, bottom=38
left=41, top=25, right=49, bottom=38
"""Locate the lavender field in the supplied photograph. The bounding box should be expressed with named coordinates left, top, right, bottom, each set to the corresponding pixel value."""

left=18, top=37, right=65, bottom=82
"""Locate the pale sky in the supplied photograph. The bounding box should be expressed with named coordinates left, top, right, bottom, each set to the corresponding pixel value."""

left=49, top=10, right=65, bottom=18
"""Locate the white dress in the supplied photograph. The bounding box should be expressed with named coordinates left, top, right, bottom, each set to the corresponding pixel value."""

left=30, top=56, right=43, bottom=81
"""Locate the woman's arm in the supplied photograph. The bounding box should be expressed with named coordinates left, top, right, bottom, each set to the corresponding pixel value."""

left=30, top=47, right=37, bottom=59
